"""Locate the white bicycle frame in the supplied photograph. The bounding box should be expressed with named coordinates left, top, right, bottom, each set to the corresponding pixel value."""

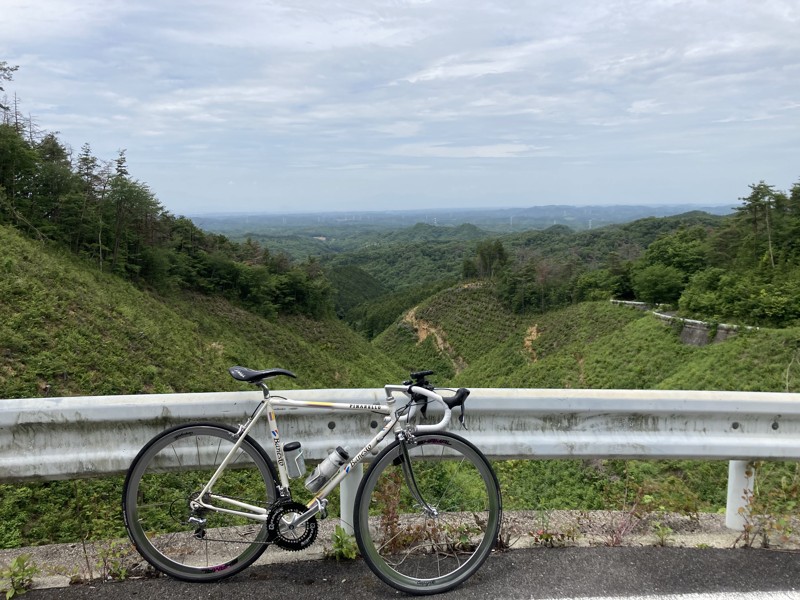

left=191, top=382, right=453, bottom=526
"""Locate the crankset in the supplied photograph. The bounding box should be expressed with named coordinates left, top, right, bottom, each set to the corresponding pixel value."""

left=267, top=501, right=318, bottom=551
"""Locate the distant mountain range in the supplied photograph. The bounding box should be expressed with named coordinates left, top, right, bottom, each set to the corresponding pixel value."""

left=190, top=203, right=736, bottom=234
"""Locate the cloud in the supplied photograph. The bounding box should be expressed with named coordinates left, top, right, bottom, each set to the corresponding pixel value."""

left=159, top=2, right=433, bottom=52
left=2, top=0, right=799, bottom=214
left=372, top=121, right=424, bottom=137
left=0, top=0, right=132, bottom=43
left=401, top=40, right=566, bottom=83
left=389, top=142, right=547, bottom=159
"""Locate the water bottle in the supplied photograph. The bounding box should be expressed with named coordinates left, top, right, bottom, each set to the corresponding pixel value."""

left=283, top=441, right=305, bottom=479
left=304, top=446, right=349, bottom=492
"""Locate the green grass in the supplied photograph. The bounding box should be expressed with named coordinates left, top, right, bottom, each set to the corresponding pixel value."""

left=0, top=224, right=402, bottom=399
left=373, top=284, right=523, bottom=378
left=658, top=327, right=800, bottom=392
left=394, top=297, right=800, bottom=393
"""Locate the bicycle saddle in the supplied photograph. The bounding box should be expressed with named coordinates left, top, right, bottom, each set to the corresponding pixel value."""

left=228, top=366, right=297, bottom=383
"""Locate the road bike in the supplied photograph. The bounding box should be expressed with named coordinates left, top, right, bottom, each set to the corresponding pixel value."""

left=122, top=367, right=502, bottom=595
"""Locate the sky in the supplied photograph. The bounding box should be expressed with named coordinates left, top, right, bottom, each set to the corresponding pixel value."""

left=1, top=0, right=799, bottom=216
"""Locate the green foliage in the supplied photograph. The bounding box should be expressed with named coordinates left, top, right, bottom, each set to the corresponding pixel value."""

left=680, top=268, right=800, bottom=327
left=454, top=302, right=651, bottom=388
left=95, top=540, right=135, bottom=581
left=0, top=478, right=127, bottom=550
left=673, top=180, right=800, bottom=327
left=467, top=239, right=509, bottom=279
left=0, top=61, right=19, bottom=112
left=373, top=284, right=523, bottom=375
left=493, top=460, right=607, bottom=510
left=502, top=213, right=723, bottom=273
left=326, top=525, right=359, bottom=561
left=631, top=264, right=686, bottom=305
left=0, top=224, right=401, bottom=399
left=641, top=225, right=708, bottom=275
left=734, top=462, right=800, bottom=548
left=1, top=554, right=38, bottom=598
left=373, top=287, right=800, bottom=395
left=323, top=223, right=488, bottom=290
left=651, top=520, right=675, bottom=547
left=0, top=122, right=332, bottom=320
left=346, top=280, right=452, bottom=340
left=574, top=269, right=619, bottom=301
left=0, top=221, right=402, bottom=550
left=4, top=229, right=800, bottom=548
left=326, top=265, right=387, bottom=318
left=527, top=512, right=578, bottom=547
left=657, top=328, right=800, bottom=392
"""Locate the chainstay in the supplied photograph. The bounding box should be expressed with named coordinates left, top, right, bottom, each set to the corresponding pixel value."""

left=180, top=492, right=278, bottom=545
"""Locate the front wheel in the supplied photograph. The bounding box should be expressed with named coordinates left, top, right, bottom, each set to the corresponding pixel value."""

left=122, top=423, right=278, bottom=582
left=354, top=432, right=502, bottom=595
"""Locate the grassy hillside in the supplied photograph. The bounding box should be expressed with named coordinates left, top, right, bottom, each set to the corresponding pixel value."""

left=1, top=224, right=407, bottom=550
left=481, top=304, right=800, bottom=391
left=373, top=284, right=800, bottom=392
left=373, top=284, right=524, bottom=378
left=658, top=327, right=800, bottom=392
left=0, top=224, right=402, bottom=399
left=453, top=302, right=653, bottom=388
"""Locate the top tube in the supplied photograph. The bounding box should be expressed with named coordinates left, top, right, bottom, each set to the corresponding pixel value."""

left=267, top=395, right=393, bottom=416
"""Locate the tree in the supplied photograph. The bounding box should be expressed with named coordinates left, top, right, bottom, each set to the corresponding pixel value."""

left=0, top=61, right=19, bottom=112
left=642, top=226, right=708, bottom=276
left=735, top=181, right=781, bottom=269
left=631, top=264, right=685, bottom=305
left=474, top=239, right=508, bottom=279
left=575, top=268, right=619, bottom=301
left=30, top=133, right=77, bottom=241
left=0, top=123, right=39, bottom=230
left=72, top=143, right=109, bottom=255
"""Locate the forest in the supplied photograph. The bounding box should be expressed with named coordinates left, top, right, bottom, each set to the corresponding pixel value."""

left=481, top=180, right=800, bottom=328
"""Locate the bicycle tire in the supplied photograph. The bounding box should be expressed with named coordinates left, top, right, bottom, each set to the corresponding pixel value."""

left=354, top=431, right=502, bottom=595
left=122, top=423, right=278, bottom=582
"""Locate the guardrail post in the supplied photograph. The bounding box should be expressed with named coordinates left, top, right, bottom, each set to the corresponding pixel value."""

left=726, top=460, right=754, bottom=530
left=339, top=463, right=363, bottom=535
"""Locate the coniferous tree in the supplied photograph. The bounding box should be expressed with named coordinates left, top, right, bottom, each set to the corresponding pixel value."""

left=0, top=61, right=18, bottom=112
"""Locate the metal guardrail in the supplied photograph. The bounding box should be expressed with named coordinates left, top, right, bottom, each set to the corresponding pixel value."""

left=3, top=388, right=800, bottom=531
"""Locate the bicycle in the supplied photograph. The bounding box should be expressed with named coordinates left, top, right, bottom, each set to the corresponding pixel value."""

left=122, top=367, right=502, bottom=595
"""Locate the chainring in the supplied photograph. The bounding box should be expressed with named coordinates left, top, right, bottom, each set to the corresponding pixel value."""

left=267, top=501, right=318, bottom=551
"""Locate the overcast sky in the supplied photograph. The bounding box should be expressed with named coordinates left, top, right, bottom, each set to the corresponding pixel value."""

left=2, top=0, right=798, bottom=216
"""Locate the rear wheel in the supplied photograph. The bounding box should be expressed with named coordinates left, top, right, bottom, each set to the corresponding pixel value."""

left=354, top=432, right=501, bottom=595
left=122, top=423, right=277, bottom=582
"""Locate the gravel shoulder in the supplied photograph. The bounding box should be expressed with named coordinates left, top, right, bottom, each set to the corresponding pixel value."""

left=3, top=509, right=798, bottom=592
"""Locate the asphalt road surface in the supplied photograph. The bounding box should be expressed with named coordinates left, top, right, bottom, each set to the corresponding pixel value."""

left=26, top=546, right=800, bottom=600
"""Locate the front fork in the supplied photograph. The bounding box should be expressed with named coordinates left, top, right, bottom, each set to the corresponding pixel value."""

left=397, top=435, right=439, bottom=518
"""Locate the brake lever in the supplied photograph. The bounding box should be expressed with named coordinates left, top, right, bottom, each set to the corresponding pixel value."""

left=443, top=388, right=470, bottom=430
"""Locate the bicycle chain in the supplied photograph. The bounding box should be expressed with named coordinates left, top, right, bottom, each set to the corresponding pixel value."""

left=181, top=495, right=316, bottom=550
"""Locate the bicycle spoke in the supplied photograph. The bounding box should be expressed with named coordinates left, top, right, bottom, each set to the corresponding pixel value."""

left=355, top=432, right=501, bottom=595
left=123, top=424, right=276, bottom=582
